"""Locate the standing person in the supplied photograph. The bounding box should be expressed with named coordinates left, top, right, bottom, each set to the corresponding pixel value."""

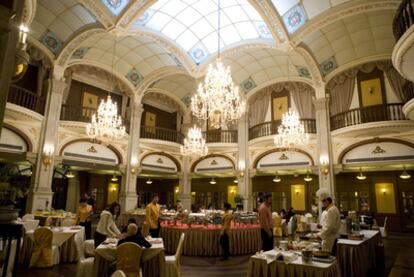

left=94, top=202, right=122, bottom=247
left=316, top=188, right=341, bottom=254
left=259, top=194, right=274, bottom=251
left=87, top=192, right=96, bottom=213
left=76, top=199, right=93, bottom=239
left=220, top=203, right=232, bottom=260
left=175, top=200, right=183, bottom=213
left=146, top=194, right=161, bottom=237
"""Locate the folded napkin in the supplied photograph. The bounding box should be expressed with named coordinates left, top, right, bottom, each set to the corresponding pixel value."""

left=281, top=252, right=297, bottom=264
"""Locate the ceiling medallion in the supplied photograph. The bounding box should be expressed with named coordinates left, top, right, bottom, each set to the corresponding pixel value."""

left=190, top=0, right=245, bottom=129
left=180, top=125, right=208, bottom=157
left=274, top=109, right=309, bottom=148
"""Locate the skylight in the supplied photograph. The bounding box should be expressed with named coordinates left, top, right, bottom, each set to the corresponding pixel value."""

left=101, top=0, right=130, bottom=16
left=133, top=0, right=272, bottom=64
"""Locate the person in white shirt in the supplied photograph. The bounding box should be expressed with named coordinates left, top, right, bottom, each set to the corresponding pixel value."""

left=316, top=188, right=341, bottom=254
left=94, top=202, right=122, bottom=247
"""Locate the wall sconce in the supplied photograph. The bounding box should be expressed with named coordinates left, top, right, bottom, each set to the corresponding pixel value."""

left=13, top=24, right=29, bottom=83
left=66, top=171, right=75, bottom=179
left=110, top=185, right=117, bottom=192
left=175, top=187, right=179, bottom=193
left=42, top=145, right=54, bottom=167
left=233, top=178, right=239, bottom=184
left=130, top=157, right=139, bottom=174
left=238, top=160, right=245, bottom=177
left=354, top=191, right=358, bottom=198
left=320, top=156, right=329, bottom=175
left=230, top=189, right=235, bottom=194
left=19, top=24, right=29, bottom=48
left=295, top=189, right=300, bottom=195
left=381, top=188, right=387, bottom=195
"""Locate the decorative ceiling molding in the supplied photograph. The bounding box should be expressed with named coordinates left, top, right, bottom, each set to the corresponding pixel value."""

left=79, top=0, right=114, bottom=29
left=251, top=0, right=289, bottom=44
left=295, top=45, right=323, bottom=88
left=27, top=36, right=55, bottom=66
left=56, top=27, right=106, bottom=67
left=143, top=88, right=187, bottom=115
left=27, top=42, right=53, bottom=67
left=291, top=0, right=400, bottom=46
left=22, top=0, right=36, bottom=26
left=392, top=24, right=414, bottom=83
left=116, top=0, right=155, bottom=30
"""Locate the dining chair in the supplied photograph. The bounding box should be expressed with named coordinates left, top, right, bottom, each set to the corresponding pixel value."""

left=84, top=239, right=95, bottom=257
left=76, top=238, right=94, bottom=277
left=165, top=232, right=185, bottom=277
left=29, top=227, right=60, bottom=268
left=22, top=214, right=35, bottom=221
left=116, top=242, right=143, bottom=277
left=273, top=216, right=283, bottom=237
left=111, top=270, right=127, bottom=277
left=61, top=217, right=74, bottom=227
left=379, top=217, right=388, bottom=238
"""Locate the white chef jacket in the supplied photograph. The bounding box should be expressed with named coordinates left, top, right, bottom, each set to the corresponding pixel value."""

left=318, top=203, right=340, bottom=253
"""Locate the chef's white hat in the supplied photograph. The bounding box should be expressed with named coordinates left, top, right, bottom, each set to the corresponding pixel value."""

left=316, top=188, right=331, bottom=200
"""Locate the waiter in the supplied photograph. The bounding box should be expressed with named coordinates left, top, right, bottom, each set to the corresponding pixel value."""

left=146, top=193, right=161, bottom=237
left=316, top=188, right=340, bottom=254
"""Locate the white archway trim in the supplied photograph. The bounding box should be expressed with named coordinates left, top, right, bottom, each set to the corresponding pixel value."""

left=27, top=36, right=55, bottom=63
left=144, top=88, right=189, bottom=115
left=62, top=141, right=119, bottom=164
left=116, top=0, right=157, bottom=30
left=296, top=45, right=324, bottom=88
left=79, top=0, right=114, bottom=29
left=193, top=156, right=235, bottom=173
left=23, top=0, right=37, bottom=26
left=141, top=153, right=178, bottom=173
left=0, top=128, right=28, bottom=153
left=342, top=142, right=414, bottom=165
left=256, top=150, right=312, bottom=169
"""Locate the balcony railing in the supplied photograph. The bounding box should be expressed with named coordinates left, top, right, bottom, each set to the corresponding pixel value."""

left=60, top=105, right=96, bottom=122
left=330, top=104, right=406, bottom=131
left=393, top=0, right=414, bottom=40
left=7, top=85, right=45, bottom=115
left=202, top=130, right=238, bottom=143
left=140, top=126, right=184, bottom=144
left=249, top=119, right=316, bottom=140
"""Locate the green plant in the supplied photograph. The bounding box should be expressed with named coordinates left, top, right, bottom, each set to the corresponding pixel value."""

left=234, top=194, right=244, bottom=204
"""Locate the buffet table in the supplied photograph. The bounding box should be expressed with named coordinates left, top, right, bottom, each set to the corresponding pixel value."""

left=20, top=226, right=84, bottom=264
left=336, top=230, right=381, bottom=277
left=93, top=237, right=165, bottom=277
left=160, top=224, right=261, bottom=256
left=247, top=250, right=340, bottom=277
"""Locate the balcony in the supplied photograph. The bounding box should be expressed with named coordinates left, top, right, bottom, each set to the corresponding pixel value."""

left=60, top=105, right=96, bottom=123
left=202, top=130, right=238, bottom=143
left=330, top=104, right=406, bottom=131
left=248, top=119, right=316, bottom=140
left=393, top=0, right=414, bottom=41
left=140, top=126, right=184, bottom=144
left=7, top=85, right=45, bottom=115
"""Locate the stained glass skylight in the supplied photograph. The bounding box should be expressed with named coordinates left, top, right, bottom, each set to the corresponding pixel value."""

left=101, top=0, right=130, bottom=16
left=133, top=0, right=273, bottom=64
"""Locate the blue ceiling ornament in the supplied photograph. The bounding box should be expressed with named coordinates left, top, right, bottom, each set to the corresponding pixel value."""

left=240, top=77, right=257, bottom=93
left=319, top=56, right=338, bottom=76
left=282, top=4, right=307, bottom=34
left=126, top=68, right=144, bottom=87
left=41, top=30, right=62, bottom=54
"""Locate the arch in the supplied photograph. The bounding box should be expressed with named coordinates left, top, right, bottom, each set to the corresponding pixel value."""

left=253, top=148, right=315, bottom=169
left=191, top=154, right=236, bottom=173
left=143, top=88, right=189, bottom=114
left=140, top=151, right=181, bottom=172
left=0, top=124, right=33, bottom=152
left=338, top=138, right=414, bottom=164
left=59, top=138, right=123, bottom=164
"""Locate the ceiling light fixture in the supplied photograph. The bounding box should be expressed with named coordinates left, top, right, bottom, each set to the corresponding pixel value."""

left=210, top=178, right=217, bottom=185
left=111, top=175, right=118, bottom=182
left=180, top=125, right=208, bottom=156
left=146, top=179, right=152, bottom=184
left=304, top=172, right=313, bottom=182
left=190, top=0, right=245, bottom=129
left=66, top=171, right=75, bottom=179
left=233, top=178, right=238, bottom=183
left=86, top=35, right=125, bottom=143
left=400, top=166, right=411, bottom=180
left=273, top=174, right=281, bottom=183
left=274, top=109, right=309, bottom=148
left=356, top=168, right=367, bottom=181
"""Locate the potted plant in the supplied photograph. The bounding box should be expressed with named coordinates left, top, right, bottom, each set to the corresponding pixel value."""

left=0, top=166, right=19, bottom=222
left=234, top=194, right=244, bottom=210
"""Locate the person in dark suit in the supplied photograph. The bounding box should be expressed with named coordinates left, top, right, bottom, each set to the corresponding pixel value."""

left=117, top=223, right=151, bottom=249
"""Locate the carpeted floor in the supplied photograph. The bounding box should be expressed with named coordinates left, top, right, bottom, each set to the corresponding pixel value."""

left=17, top=232, right=414, bottom=277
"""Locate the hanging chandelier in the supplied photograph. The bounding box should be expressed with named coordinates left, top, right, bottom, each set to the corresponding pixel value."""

left=181, top=125, right=208, bottom=156
left=274, top=109, right=309, bottom=148
left=190, top=0, right=245, bottom=129
left=86, top=35, right=125, bottom=142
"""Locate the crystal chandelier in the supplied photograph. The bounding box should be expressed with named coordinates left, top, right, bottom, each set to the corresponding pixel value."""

left=180, top=125, right=208, bottom=156
left=86, top=35, right=125, bottom=142
left=274, top=109, right=309, bottom=148
left=190, top=0, right=245, bottom=129
left=86, top=96, right=126, bottom=141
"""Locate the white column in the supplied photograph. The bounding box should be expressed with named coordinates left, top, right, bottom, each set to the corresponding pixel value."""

left=178, top=156, right=191, bottom=211
left=314, top=92, right=335, bottom=198
left=237, top=113, right=253, bottom=211
left=27, top=77, right=67, bottom=212
left=65, top=172, right=80, bottom=213
left=119, top=98, right=143, bottom=212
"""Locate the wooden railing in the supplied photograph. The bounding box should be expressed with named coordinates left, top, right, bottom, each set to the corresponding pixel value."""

left=249, top=119, right=316, bottom=140
left=330, top=104, right=406, bottom=131
left=60, top=105, right=96, bottom=122
left=140, top=126, right=184, bottom=144
left=393, top=0, right=414, bottom=40
left=202, top=130, right=238, bottom=143
left=7, top=85, right=45, bottom=115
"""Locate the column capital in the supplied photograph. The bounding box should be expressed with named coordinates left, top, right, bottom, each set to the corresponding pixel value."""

left=313, top=96, right=329, bottom=111
left=50, top=77, right=68, bottom=95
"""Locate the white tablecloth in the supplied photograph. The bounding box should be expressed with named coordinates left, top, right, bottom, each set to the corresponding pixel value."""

left=93, top=238, right=166, bottom=277
left=337, top=230, right=379, bottom=246
left=26, top=227, right=83, bottom=247
left=21, top=220, right=39, bottom=231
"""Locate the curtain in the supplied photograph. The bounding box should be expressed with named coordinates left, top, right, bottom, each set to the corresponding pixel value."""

left=291, top=88, right=315, bottom=119
left=249, top=88, right=271, bottom=126
left=329, top=76, right=355, bottom=115
left=384, top=67, right=414, bottom=102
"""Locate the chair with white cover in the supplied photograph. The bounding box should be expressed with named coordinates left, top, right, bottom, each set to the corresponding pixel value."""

left=0, top=239, right=19, bottom=276
left=112, top=270, right=127, bottom=277
left=165, top=233, right=185, bottom=277
left=116, top=242, right=143, bottom=277
left=22, top=214, right=35, bottom=221
left=84, top=239, right=95, bottom=257
left=61, top=217, right=74, bottom=227
left=29, top=227, right=60, bottom=268
left=379, top=217, right=388, bottom=238
left=76, top=239, right=94, bottom=277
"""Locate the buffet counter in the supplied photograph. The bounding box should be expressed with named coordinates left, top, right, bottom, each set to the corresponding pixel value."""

left=160, top=223, right=261, bottom=256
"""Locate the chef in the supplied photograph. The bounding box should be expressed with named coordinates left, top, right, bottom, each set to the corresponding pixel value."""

left=316, top=188, right=341, bottom=254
